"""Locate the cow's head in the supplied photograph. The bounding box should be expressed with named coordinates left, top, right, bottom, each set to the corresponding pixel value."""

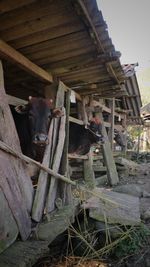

left=15, top=96, right=63, bottom=147
left=88, top=117, right=103, bottom=142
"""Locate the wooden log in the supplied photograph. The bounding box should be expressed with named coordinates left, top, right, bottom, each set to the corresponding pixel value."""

left=32, top=120, right=54, bottom=222
left=0, top=140, right=76, bottom=186
left=82, top=188, right=141, bottom=226
left=0, top=61, right=33, bottom=213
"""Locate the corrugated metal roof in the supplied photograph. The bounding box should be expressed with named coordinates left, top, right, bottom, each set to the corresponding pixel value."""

left=120, top=64, right=142, bottom=124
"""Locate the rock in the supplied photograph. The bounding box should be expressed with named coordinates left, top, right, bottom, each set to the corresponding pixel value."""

left=137, top=180, right=145, bottom=185
left=145, top=258, right=150, bottom=267
left=143, top=190, right=150, bottom=198
left=113, top=184, right=143, bottom=197
left=95, top=175, right=108, bottom=186
left=95, top=221, right=123, bottom=239
left=82, top=188, right=141, bottom=226
left=142, top=209, right=150, bottom=220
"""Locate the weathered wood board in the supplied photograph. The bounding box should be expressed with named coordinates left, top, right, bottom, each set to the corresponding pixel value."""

left=0, top=188, right=18, bottom=254
left=32, top=120, right=54, bottom=222
left=100, top=113, right=119, bottom=185
left=0, top=61, right=33, bottom=212
left=46, top=81, right=66, bottom=213
left=82, top=188, right=141, bottom=225
left=0, top=155, right=31, bottom=241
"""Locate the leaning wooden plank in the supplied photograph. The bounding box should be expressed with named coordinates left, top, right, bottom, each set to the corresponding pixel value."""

left=100, top=113, right=119, bottom=185
left=32, top=120, right=54, bottom=222
left=0, top=188, right=18, bottom=254
left=0, top=39, right=53, bottom=82
left=46, top=110, right=66, bottom=212
left=60, top=90, right=72, bottom=206
left=0, top=155, right=31, bottom=240
left=46, top=81, right=65, bottom=212
left=0, top=61, right=33, bottom=212
left=82, top=188, right=141, bottom=226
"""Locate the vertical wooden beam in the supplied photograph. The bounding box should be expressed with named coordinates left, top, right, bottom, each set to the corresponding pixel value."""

left=108, top=98, right=115, bottom=151
left=83, top=96, right=95, bottom=189
left=46, top=81, right=66, bottom=213
left=60, top=90, right=73, bottom=205
left=99, top=112, right=119, bottom=186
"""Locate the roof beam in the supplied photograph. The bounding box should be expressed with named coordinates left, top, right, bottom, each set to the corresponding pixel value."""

left=0, top=39, right=53, bottom=83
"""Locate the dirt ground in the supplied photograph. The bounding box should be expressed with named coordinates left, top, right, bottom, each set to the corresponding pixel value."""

left=34, top=162, right=150, bottom=267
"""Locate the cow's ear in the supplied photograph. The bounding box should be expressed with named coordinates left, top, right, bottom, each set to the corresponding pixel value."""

left=15, top=104, right=29, bottom=114
left=52, top=107, right=64, bottom=118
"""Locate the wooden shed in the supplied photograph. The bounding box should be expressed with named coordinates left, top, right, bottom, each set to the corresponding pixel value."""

left=0, top=1, right=142, bottom=266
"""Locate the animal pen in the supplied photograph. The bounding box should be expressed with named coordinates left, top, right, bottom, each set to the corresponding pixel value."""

left=0, top=0, right=142, bottom=266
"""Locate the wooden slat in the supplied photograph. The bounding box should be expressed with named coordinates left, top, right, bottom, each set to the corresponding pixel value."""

left=0, top=0, right=68, bottom=31
left=32, top=120, right=54, bottom=222
left=69, top=116, right=84, bottom=125
left=46, top=82, right=66, bottom=213
left=0, top=0, right=36, bottom=14
left=0, top=12, right=81, bottom=42
left=9, top=21, right=84, bottom=49
left=0, top=39, right=53, bottom=83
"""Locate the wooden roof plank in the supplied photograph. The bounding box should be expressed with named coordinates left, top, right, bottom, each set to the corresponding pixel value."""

left=0, top=39, right=53, bottom=83
left=0, top=0, right=36, bottom=14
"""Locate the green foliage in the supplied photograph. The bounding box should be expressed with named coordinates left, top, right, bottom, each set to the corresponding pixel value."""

left=113, top=224, right=150, bottom=258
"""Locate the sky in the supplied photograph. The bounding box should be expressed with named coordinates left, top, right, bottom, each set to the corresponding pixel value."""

left=97, top=0, right=150, bottom=73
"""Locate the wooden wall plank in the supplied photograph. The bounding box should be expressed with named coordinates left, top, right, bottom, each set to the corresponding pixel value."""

left=0, top=155, right=31, bottom=240
left=0, top=188, right=18, bottom=254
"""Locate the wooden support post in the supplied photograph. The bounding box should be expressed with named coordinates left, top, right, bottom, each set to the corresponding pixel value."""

left=60, top=90, right=73, bottom=205
left=99, top=112, right=119, bottom=186
left=83, top=96, right=95, bottom=189
left=108, top=98, right=115, bottom=151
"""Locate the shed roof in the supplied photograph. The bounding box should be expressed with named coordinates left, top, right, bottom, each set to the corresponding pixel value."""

left=0, top=0, right=125, bottom=99
left=119, top=64, right=142, bottom=125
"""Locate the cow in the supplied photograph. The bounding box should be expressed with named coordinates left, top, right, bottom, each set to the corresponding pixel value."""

left=11, top=96, right=63, bottom=162
left=114, top=129, right=126, bottom=149
left=68, top=117, right=103, bottom=155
